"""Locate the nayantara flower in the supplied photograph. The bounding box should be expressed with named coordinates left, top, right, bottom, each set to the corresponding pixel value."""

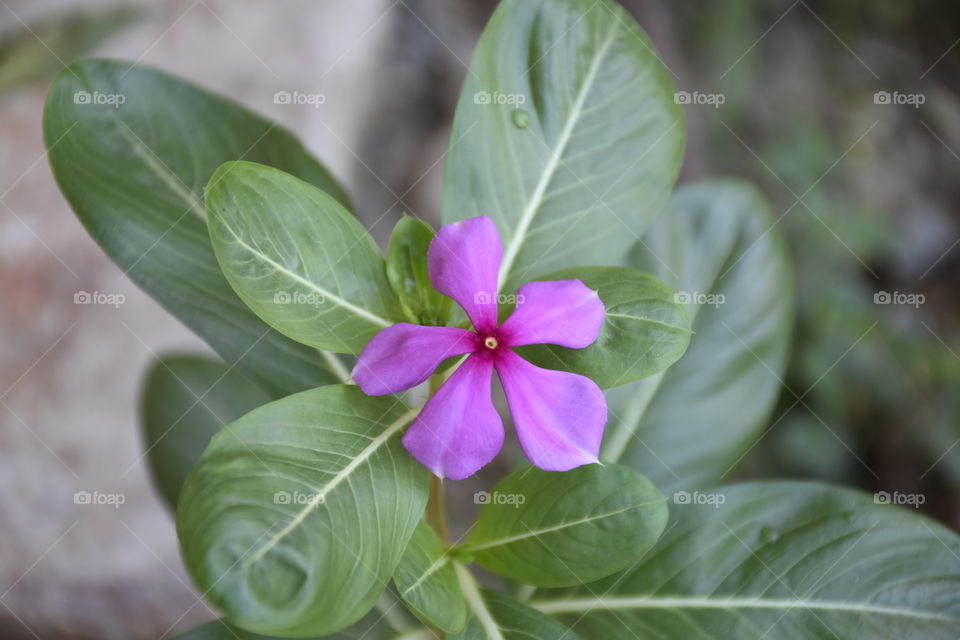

left=353, top=216, right=607, bottom=480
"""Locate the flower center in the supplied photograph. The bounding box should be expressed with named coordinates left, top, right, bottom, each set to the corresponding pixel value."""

left=483, top=335, right=499, bottom=350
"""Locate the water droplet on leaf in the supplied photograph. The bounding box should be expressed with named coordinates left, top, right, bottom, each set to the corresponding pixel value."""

left=760, top=526, right=779, bottom=544
left=511, top=108, right=530, bottom=129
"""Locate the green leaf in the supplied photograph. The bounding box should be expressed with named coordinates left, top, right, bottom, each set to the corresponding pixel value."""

left=443, top=0, right=684, bottom=290
left=385, top=217, right=451, bottom=325
left=170, top=611, right=397, bottom=639
left=457, top=464, right=667, bottom=588
left=206, top=161, right=405, bottom=354
left=517, top=266, right=691, bottom=388
left=44, top=59, right=350, bottom=396
left=177, top=385, right=428, bottom=637
left=394, top=521, right=467, bottom=633
left=141, top=354, right=272, bottom=510
left=532, top=482, right=960, bottom=639
left=451, top=569, right=584, bottom=640
left=601, top=180, right=794, bottom=492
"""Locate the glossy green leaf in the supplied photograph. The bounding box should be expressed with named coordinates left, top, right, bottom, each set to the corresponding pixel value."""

left=443, top=0, right=684, bottom=290
left=532, top=482, right=960, bottom=639
left=393, top=521, right=467, bottom=633
left=451, top=570, right=583, bottom=640
left=207, top=161, right=405, bottom=354
left=177, top=385, right=428, bottom=637
left=518, top=266, right=691, bottom=388
left=171, top=611, right=396, bottom=640
left=457, top=464, right=667, bottom=588
left=602, top=180, right=794, bottom=492
left=44, top=59, right=350, bottom=396
left=141, top=354, right=272, bottom=510
left=385, top=216, right=450, bottom=325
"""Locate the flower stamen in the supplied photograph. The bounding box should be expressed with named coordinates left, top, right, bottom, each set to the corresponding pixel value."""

left=483, top=336, right=499, bottom=350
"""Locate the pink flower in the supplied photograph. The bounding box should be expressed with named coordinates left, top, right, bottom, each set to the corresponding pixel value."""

left=353, top=216, right=607, bottom=480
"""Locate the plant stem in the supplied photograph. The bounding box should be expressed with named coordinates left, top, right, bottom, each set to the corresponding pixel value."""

left=424, top=373, right=451, bottom=546
left=427, top=474, right=451, bottom=545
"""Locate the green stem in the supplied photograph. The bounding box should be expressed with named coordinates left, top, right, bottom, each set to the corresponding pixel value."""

left=424, top=373, right=451, bottom=546
left=427, top=475, right=450, bottom=546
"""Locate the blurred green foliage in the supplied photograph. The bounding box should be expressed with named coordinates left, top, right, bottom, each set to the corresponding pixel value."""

left=664, top=0, right=960, bottom=525
left=0, top=5, right=138, bottom=94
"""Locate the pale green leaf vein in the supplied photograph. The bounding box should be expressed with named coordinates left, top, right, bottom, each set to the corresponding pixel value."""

left=531, top=595, right=960, bottom=624
left=219, top=219, right=392, bottom=328
left=605, top=312, right=691, bottom=333
left=460, top=500, right=663, bottom=553
left=455, top=563, right=505, bottom=640
left=239, top=407, right=416, bottom=570
left=497, top=16, right=621, bottom=286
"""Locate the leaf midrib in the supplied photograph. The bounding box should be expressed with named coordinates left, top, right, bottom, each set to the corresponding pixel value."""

left=455, top=563, right=506, bottom=640
left=239, top=407, right=416, bottom=570
left=605, top=312, right=691, bottom=333
left=114, top=117, right=206, bottom=219
left=531, top=595, right=960, bottom=623
left=601, top=370, right=666, bottom=463
left=497, top=15, right=621, bottom=287
left=461, top=500, right=662, bottom=553
left=218, top=217, right=392, bottom=329
left=400, top=554, right=451, bottom=598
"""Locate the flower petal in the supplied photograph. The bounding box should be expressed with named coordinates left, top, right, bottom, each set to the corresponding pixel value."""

left=498, top=279, right=605, bottom=349
left=428, top=216, right=502, bottom=333
left=352, top=323, right=478, bottom=396
left=402, top=353, right=503, bottom=480
left=496, top=350, right=606, bottom=471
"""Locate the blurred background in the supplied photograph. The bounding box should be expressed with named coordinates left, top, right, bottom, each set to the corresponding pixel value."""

left=1, top=0, right=958, bottom=637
